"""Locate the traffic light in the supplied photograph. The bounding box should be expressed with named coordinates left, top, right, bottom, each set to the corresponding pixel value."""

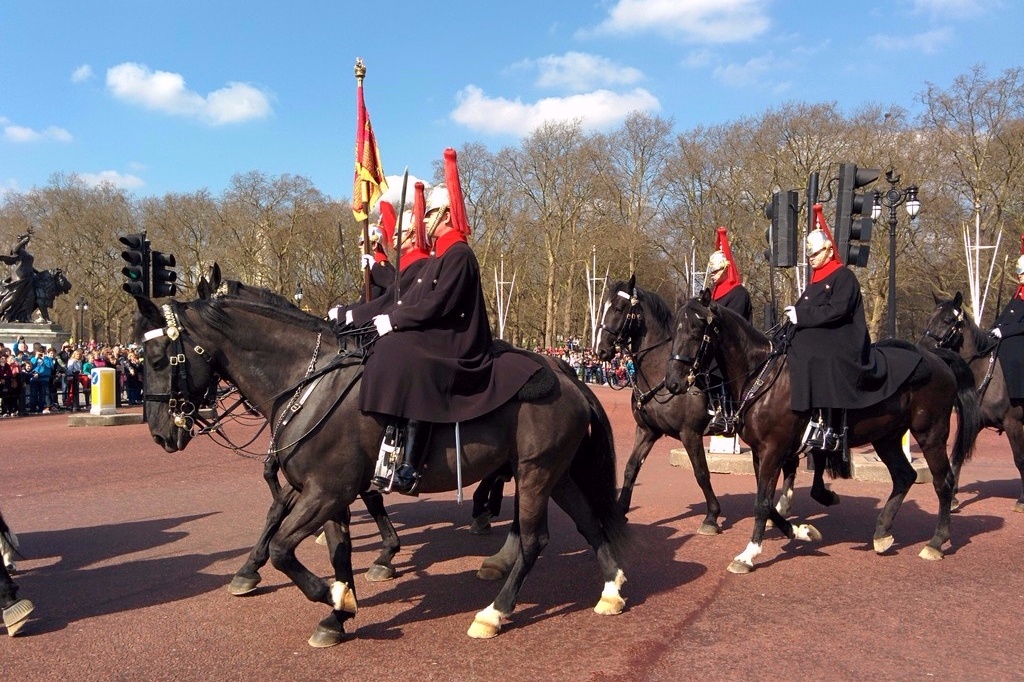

left=151, top=251, right=178, bottom=297
left=120, top=233, right=149, bottom=297
left=763, top=190, right=798, bottom=268
left=834, top=163, right=879, bottom=267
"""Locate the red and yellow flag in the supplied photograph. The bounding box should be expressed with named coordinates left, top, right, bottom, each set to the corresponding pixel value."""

left=352, top=70, right=387, bottom=222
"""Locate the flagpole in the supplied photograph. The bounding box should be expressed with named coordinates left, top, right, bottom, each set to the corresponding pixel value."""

left=354, top=59, right=373, bottom=302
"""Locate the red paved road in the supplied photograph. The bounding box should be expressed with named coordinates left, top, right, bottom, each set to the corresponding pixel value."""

left=1, top=386, right=1022, bottom=680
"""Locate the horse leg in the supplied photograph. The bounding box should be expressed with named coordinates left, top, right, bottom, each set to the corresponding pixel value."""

left=616, top=426, right=658, bottom=515
left=477, top=490, right=520, bottom=581
left=228, top=485, right=298, bottom=595
left=0, top=563, right=32, bottom=637
left=729, top=455, right=820, bottom=574
left=309, top=508, right=358, bottom=648
left=870, top=435, right=919, bottom=555
left=677, top=425, right=722, bottom=535
left=1004, top=413, right=1024, bottom=513
left=776, top=453, right=797, bottom=516
left=809, top=450, right=841, bottom=506
left=915, top=433, right=958, bottom=561
left=470, top=472, right=504, bottom=535
left=268, top=493, right=357, bottom=645
left=357, top=490, right=399, bottom=582
left=550, top=475, right=626, bottom=615
left=468, top=484, right=550, bottom=639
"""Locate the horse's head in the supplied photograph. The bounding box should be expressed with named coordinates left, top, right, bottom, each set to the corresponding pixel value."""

left=665, top=290, right=718, bottom=395
left=920, top=291, right=966, bottom=351
left=133, top=296, right=219, bottom=453
left=595, top=274, right=641, bottom=361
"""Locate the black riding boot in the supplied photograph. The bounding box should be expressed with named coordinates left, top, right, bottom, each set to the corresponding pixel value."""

left=391, top=420, right=424, bottom=495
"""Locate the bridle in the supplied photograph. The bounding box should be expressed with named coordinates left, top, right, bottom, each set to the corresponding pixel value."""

left=667, top=307, right=720, bottom=387
left=599, top=289, right=643, bottom=353
left=922, top=306, right=964, bottom=350
left=142, top=303, right=217, bottom=434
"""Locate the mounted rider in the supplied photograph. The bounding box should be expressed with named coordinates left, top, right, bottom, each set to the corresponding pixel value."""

left=704, top=226, right=752, bottom=434
left=347, top=149, right=540, bottom=494
left=990, top=251, right=1024, bottom=400
left=784, top=223, right=919, bottom=452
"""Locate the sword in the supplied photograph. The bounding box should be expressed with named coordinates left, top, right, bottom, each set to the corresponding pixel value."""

left=393, top=167, right=409, bottom=304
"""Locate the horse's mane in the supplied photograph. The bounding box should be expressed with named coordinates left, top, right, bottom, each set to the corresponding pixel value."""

left=188, top=296, right=333, bottom=336
left=222, top=280, right=299, bottom=310
left=703, top=297, right=772, bottom=358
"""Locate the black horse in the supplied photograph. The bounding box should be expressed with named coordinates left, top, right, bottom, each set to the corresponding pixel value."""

left=920, top=291, right=1024, bottom=512
left=132, top=293, right=628, bottom=646
left=0, top=509, right=33, bottom=636
left=594, top=276, right=829, bottom=534
left=665, top=291, right=981, bottom=573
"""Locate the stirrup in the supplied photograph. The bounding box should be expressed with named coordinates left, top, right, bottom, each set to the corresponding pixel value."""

left=802, top=420, right=841, bottom=452
left=371, top=425, right=402, bottom=492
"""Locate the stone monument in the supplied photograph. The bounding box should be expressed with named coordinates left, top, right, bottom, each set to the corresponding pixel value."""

left=0, top=232, right=72, bottom=349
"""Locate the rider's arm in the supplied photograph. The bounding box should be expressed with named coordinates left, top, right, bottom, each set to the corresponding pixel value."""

left=792, top=269, right=860, bottom=329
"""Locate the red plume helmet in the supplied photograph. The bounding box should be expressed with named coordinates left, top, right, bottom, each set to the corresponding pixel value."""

left=377, top=200, right=397, bottom=248
left=443, top=147, right=470, bottom=235
left=413, top=181, right=427, bottom=251
left=709, top=226, right=742, bottom=300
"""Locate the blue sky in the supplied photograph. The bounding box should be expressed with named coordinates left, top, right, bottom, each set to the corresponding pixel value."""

left=2, top=0, right=1020, bottom=201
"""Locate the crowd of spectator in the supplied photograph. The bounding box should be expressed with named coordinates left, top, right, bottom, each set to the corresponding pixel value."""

left=0, top=336, right=144, bottom=417
left=533, top=336, right=635, bottom=387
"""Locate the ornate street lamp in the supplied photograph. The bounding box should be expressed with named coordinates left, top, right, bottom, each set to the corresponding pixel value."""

left=872, top=170, right=921, bottom=338
left=75, top=297, right=89, bottom=344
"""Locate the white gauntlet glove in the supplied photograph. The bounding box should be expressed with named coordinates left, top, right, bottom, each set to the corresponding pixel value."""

left=784, top=306, right=798, bottom=324
left=345, top=309, right=354, bottom=325
left=991, top=327, right=1003, bottom=338
left=373, top=314, right=393, bottom=336
left=360, top=253, right=375, bottom=270
left=327, top=306, right=340, bottom=321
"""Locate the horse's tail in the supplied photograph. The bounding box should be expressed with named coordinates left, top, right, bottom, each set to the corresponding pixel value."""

left=569, top=383, right=630, bottom=559
left=931, top=346, right=982, bottom=466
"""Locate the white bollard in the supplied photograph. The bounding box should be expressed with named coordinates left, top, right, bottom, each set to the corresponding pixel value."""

left=90, top=367, right=118, bottom=415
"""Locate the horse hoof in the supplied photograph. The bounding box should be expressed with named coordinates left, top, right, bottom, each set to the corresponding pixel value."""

left=315, top=531, right=327, bottom=545
left=873, top=535, right=895, bottom=554
left=919, top=545, right=944, bottom=561
left=364, top=564, right=396, bottom=582
left=727, top=560, right=753, bottom=574
left=476, top=559, right=506, bottom=581
left=1012, top=501, right=1024, bottom=514
left=794, top=524, right=822, bottom=542
left=696, top=522, right=720, bottom=536
left=811, top=489, right=840, bottom=507
left=227, top=574, right=261, bottom=596
left=469, top=517, right=492, bottom=535
left=594, top=595, right=625, bottom=615
left=467, top=616, right=501, bottom=639
left=950, top=496, right=961, bottom=513
left=3, top=599, right=34, bottom=636
left=308, top=625, right=345, bottom=648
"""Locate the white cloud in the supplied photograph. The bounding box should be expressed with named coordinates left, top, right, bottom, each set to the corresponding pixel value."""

left=911, top=0, right=999, bottom=18
left=585, top=0, right=770, bottom=43
left=4, top=123, right=73, bottom=143
left=514, top=52, right=644, bottom=92
left=451, top=85, right=660, bottom=137
left=71, top=64, right=94, bottom=83
left=869, top=27, right=954, bottom=54
left=77, top=170, right=145, bottom=190
left=106, top=62, right=272, bottom=125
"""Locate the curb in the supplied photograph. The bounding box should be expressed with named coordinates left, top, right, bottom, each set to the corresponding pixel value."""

left=670, top=445, right=933, bottom=483
left=67, top=412, right=145, bottom=427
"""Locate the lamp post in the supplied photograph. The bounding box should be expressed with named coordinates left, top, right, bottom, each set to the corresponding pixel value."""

left=294, top=283, right=303, bottom=308
left=872, top=169, right=921, bottom=338
left=75, top=297, right=89, bottom=345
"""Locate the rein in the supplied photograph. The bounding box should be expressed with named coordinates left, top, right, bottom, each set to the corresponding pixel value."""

left=601, top=289, right=673, bottom=408
left=142, top=301, right=371, bottom=457
left=928, top=307, right=1001, bottom=398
